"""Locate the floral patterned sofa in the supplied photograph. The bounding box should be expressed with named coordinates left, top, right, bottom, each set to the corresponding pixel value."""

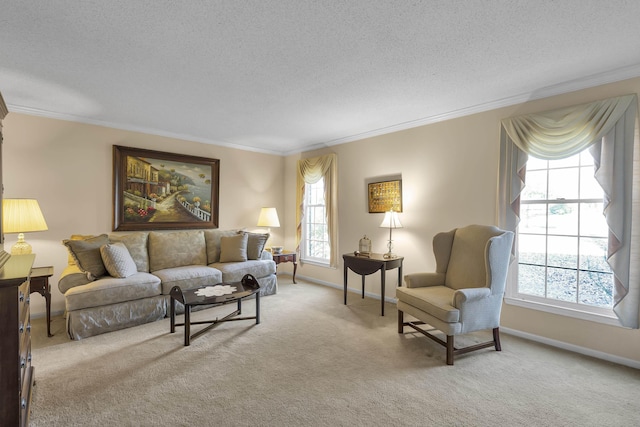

left=59, top=229, right=276, bottom=339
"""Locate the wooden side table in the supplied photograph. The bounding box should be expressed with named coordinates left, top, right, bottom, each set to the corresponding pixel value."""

left=272, top=251, right=297, bottom=283
left=343, top=253, right=404, bottom=316
left=30, top=266, right=54, bottom=337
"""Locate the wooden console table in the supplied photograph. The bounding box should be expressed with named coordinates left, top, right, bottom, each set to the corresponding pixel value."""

left=30, top=266, right=54, bottom=337
left=343, top=252, right=404, bottom=316
left=272, top=251, right=297, bottom=283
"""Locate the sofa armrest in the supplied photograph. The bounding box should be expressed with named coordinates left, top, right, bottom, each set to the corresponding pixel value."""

left=58, top=265, right=91, bottom=294
left=260, top=250, right=273, bottom=261
left=404, top=272, right=445, bottom=288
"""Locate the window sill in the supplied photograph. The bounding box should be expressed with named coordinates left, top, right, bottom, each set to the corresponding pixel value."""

left=300, top=258, right=332, bottom=268
left=504, top=296, right=621, bottom=327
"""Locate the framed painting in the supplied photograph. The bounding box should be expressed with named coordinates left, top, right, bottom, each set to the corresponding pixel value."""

left=368, top=179, right=402, bottom=213
left=113, top=145, right=220, bottom=231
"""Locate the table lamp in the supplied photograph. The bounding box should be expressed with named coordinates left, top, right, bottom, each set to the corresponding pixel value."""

left=380, top=209, right=402, bottom=259
left=257, top=207, right=280, bottom=252
left=2, top=199, right=49, bottom=255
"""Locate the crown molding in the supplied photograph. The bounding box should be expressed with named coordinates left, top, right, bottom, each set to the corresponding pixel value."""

left=5, top=105, right=285, bottom=156
left=7, top=63, right=640, bottom=156
left=322, top=62, right=640, bottom=149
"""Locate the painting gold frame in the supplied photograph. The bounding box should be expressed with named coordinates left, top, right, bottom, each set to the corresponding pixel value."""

left=368, top=180, right=402, bottom=213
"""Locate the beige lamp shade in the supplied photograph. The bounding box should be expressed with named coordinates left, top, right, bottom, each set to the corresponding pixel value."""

left=380, top=209, right=402, bottom=258
left=3, top=199, right=49, bottom=255
left=257, top=207, right=280, bottom=228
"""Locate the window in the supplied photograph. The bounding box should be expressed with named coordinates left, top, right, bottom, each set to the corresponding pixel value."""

left=302, top=177, right=330, bottom=264
left=517, top=150, right=614, bottom=315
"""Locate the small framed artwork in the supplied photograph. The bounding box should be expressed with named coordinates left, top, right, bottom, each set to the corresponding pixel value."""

left=368, top=180, right=402, bottom=213
left=113, top=145, right=220, bottom=231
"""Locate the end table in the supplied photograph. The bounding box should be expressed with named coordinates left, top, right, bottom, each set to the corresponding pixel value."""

left=271, top=251, right=297, bottom=283
left=343, top=253, right=403, bottom=316
left=30, top=266, right=54, bottom=337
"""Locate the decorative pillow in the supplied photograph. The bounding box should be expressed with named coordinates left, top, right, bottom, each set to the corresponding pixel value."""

left=244, top=231, right=269, bottom=260
left=203, top=229, right=241, bottom=263
left=66, top=234, right=95, bottom=265
left=109, top=232, right=149, bottom=272
left=100, top=242, right=138, bottom=278
left=63, top=234, right=110, bottom=280
left=219, top=233, right=248, bottom=263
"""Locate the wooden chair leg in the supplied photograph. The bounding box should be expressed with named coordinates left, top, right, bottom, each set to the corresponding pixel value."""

left=493, top=327, right=501, bottom=351
left=397, top=310, right=404, bottom=333
left=446, top=335, right=454, bottom=365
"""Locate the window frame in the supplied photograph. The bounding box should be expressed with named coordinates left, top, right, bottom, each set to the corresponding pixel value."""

left=505, top=151, right=619, bottom=325
left=300, top=177, right=330, bottom=265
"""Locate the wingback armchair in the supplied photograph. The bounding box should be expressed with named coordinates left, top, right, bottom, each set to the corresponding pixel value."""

left=396, top=224, right=514, bottom=365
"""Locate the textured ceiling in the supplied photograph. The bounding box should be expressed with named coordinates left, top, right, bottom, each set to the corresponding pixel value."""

left=2, top=1, right=640, bottom=155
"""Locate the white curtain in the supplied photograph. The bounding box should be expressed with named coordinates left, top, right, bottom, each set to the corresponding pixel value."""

left=498, top=94, right=640, bottom=328
left=296, top=154, right=338, bottom=268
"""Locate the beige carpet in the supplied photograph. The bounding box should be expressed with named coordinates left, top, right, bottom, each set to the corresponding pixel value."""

left=30, top=277, right=640, bottom=426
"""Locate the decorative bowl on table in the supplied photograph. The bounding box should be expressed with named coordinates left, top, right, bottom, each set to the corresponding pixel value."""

left=271, top=246, right=283, bottom=254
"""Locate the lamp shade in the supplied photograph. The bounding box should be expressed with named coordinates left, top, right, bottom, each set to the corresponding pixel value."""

left=257, top=207, right=280, bottom=227
left=3, top=199, right=48, bottom=233
left=379, top=210, right=402, bottom=229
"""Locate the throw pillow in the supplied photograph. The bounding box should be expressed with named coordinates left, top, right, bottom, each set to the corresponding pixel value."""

left=100, top=242, right=138, bottom=278
left=219, top=233, right=249, bottom=263
left=63, top=234, right=110, bottom=280
left=109, top=232, right=149, bottom=272
left=244, top=231, right=269, bottom=260
left=66, top=234, right=95, bottom=265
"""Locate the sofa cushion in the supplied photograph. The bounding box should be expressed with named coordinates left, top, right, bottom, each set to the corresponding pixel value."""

left=109, top=232, right=149, bottom=272
left=220, top=233, right=248, bottom=262
left=204, top=229, right=240, bottom=263
left=153, top=265, right=223, bottom=295
left=63, top=234, right=110, bottom=280
left=211, top=259, right=276, bottom=283
left=64, top=272, right=162, bottom=311
left=148, top=230, right=207, bottom=272
left=246, top=232, right=269, bottom=260
left=100, top=242, right=138, bottom=278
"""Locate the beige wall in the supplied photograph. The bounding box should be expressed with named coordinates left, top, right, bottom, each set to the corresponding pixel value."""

left=2, top=114, right=285, bottom=316
left=285, top=77, right=640, bottom=364
left=4, top=76, right=639, bottom=365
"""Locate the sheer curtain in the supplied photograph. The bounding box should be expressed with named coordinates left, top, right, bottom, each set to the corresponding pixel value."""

left=296, top=154, right=338, bottom=268
left=498, top=94, right=640, bottom=328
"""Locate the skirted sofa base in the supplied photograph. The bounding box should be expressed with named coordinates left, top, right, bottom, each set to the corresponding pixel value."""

left=60, top=229, right=278, bottom=340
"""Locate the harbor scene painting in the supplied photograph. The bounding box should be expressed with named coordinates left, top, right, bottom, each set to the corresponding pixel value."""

left=113, top=146, right=219, bottom=231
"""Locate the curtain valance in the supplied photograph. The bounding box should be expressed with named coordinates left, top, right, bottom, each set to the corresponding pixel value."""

left=501, top=94, right=635, bottom=160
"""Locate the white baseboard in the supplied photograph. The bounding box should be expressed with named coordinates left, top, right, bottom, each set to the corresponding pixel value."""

left=501, top=327, right=640, bottom=369
left=295, top=274, right=640, bottom=369
left=294, top=274, right=397, bottom=303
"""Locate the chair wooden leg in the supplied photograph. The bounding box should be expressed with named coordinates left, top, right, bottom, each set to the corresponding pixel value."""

left=446, top=335, right=454, bottom=365
left=397, top=310, right=404, bottom=333
left=493, top=327, right=501, bottom=351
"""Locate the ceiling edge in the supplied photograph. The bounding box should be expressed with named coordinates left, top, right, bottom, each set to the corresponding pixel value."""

left=7, top=62, right=640, bottom=157
left=4, top=104, right=285, bottom=156
left=319, top=62, right=640, bottom=150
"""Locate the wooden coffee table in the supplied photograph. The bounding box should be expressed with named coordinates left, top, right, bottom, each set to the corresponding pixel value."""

left=170, top=274, right=261, bottom=346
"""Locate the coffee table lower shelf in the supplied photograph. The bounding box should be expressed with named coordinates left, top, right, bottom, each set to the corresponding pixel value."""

left=169, top=277, right=261, bottom=346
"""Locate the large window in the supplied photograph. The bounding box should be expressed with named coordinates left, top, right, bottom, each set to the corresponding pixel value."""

left=302, top=177, right=330, bottom=264
left=517, top=150, right=613, bottom=315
